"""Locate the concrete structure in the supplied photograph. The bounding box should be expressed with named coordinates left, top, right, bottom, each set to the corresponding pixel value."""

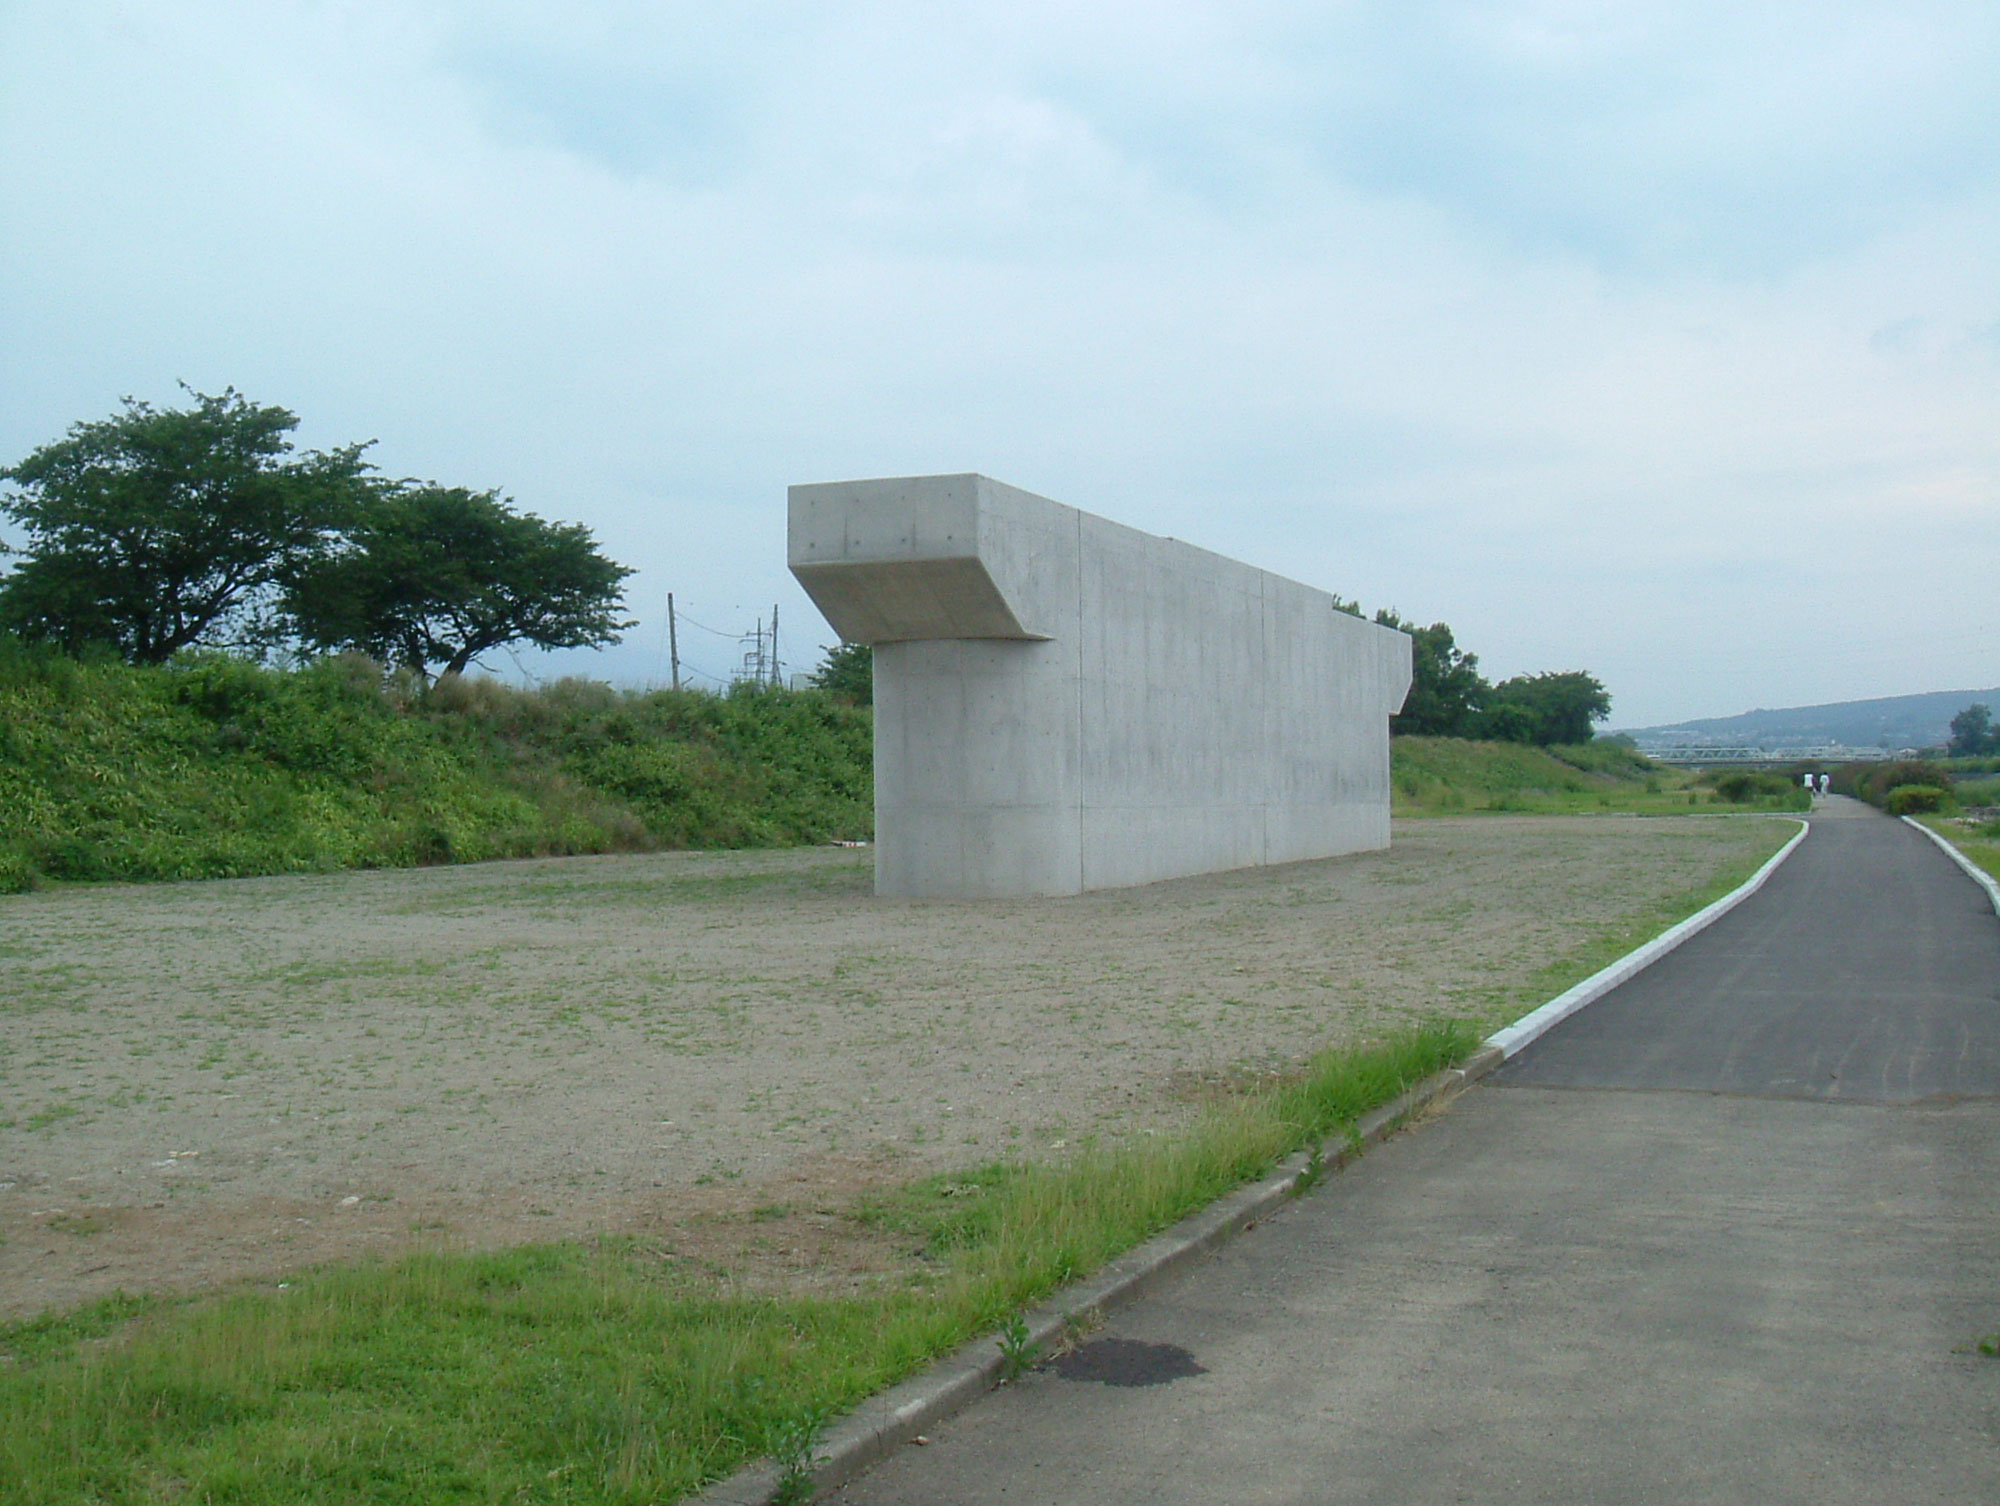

left=789, top=474, right=1412, bottom=898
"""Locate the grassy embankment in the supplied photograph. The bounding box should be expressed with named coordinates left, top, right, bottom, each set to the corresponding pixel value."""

left=0, top=654, right=1801, bottom=1502
left=0, top=645, right=870, bottom=894
left=1391, top=734, right=1810, bottom=816
left=0, top=642, right=1805, bottom=894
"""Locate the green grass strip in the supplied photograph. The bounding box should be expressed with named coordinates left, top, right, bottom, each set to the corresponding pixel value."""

left=0, top=1023, right=1473, bottom=1505
left=1917, top=817, right=2000, bottom=887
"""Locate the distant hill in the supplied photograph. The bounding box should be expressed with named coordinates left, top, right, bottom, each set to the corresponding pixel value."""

left=1620, top=687, right=2000, bottom=752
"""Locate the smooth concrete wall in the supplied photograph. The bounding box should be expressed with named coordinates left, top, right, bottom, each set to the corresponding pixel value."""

left=790, top=474, right=1411, bottom=898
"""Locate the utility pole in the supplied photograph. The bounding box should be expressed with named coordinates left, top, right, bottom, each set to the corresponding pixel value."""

left=770, top=602, right=780, bottom=688
left=667, top=593, right=680, bottom=692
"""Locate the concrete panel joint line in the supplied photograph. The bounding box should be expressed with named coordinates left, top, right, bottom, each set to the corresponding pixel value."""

left=789, top=473, right=1412, bottom=897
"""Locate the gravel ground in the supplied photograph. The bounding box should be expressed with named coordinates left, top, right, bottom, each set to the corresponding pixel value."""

left=0, top=814, right=1791, bottom=1318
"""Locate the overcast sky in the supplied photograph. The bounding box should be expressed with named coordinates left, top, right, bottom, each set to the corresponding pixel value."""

left=3, top=1, right=1996, bottom=726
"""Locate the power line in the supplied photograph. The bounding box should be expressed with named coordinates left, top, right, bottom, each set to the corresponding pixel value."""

left=671, top=611, right=746, bottom=639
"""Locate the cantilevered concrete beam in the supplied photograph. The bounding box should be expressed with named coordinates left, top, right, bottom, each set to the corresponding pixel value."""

left=789, top=474, right=1411, bottom=898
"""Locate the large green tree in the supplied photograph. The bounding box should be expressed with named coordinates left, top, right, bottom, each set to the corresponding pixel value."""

left=1949, top=703, right=1996, bottom=757
left=0, top=390, right=369, bottom=662
left=284, top=484, right=633, bottom=680
left=1372, top=608, right=1487, bottom=737
left=1479, top=670, right=1612, bottom=746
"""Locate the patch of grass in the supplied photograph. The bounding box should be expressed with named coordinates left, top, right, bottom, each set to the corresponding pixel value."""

left=0, top=1244, right=947, bottom=1506
left=0, top=1292, right=160, bottom=1368
left=0, top=1023, right=1473, bottom=1504
left=1951, top=774, right=2000, bottom=809
left=24, top=1102, right=82, bottom=1132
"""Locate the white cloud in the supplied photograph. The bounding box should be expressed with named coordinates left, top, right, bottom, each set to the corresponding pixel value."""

left=1, top=0, right=1996, bottom=720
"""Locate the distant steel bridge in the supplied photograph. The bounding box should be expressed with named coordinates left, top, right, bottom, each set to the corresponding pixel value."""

left=1641, top=745, right=1901, bottom=767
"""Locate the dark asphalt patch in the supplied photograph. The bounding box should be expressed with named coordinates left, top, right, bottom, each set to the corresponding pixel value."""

left=1050, top=1338, right=1207, bottom=1387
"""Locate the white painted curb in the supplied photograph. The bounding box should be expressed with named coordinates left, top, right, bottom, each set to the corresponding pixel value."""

left=1902, top=816, right=2000, bottom=918
left=1483, top=817, right=1811, bottom=1060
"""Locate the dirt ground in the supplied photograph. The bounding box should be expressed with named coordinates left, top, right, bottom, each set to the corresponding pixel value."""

left=0, top=815, right=1790, bottom=1319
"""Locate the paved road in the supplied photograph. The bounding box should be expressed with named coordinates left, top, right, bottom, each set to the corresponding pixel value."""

left=839, top=800, right=2000, bottom=1504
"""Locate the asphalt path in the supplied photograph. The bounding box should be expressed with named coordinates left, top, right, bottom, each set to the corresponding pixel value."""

left=838, top=800, right=2000, bottom=1504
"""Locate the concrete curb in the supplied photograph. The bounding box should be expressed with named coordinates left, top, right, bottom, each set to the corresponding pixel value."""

left=1483, top=816, right=1811, bottom=1059
left=692, top=815, right=1813, bottom=1504
left=1902, top=815, right=2000, bottom=918
left=688, top=1058, right=1497, bottom=1505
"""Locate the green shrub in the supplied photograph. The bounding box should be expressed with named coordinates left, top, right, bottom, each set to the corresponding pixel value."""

left=1833, top=759, right=1955, bottom=810
left=1698, top=771, right=1810, bottom=810
left=0, top=844, right=37, bottom=895
left=1885, top=785, right=1951, bottom=816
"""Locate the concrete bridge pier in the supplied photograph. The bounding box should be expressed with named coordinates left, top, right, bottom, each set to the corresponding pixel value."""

left=788, top=474, right=1412, bottom=899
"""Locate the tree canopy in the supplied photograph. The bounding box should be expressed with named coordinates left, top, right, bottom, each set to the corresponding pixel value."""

left=1358, top=605, right=1611, bottom=746
left=1480, top=670, right=1613, bottom=746
left=284, top=484, right=633, bottom=680
left=1372, top=609, right=1486, bottom=737
left=1949, top=703, right=1997, bottom=757
left=2, top=392, right=634, bottom=682
left=810, top=641, right=873, bottom=704
left=0, top=389, right=369, bottom=662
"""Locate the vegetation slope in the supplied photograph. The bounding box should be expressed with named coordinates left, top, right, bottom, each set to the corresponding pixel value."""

left=0, top=645, right=869, bottom=894
left=1390, top=734, right=1808, bottom=816
left=4, top=645, right=1826, bottom=896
